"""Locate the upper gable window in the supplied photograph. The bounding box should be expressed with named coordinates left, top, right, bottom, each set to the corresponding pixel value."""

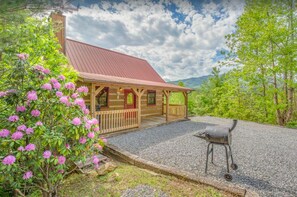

left=147, top=90, right=156, bottom=105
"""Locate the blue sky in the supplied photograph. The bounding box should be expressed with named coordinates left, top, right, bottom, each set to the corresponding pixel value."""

left=66, top=0, right=244, bottom=81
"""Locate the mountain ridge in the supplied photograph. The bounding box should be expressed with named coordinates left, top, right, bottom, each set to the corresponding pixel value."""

left=168, top=75, right=210, bottom=89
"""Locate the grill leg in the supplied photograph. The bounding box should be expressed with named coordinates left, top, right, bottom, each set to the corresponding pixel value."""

left=228, top=145, right=234, bottom=164
left=224, top=145, right=230, bottom=173
left=205, top=143, right=212, bottom=173
left=211, top=144, right=214, bottom=164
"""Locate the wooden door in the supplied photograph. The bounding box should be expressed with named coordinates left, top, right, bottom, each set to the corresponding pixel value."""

left=124, top=89, right=136, bottom=118
left=124, top=89, right=136, bottom=109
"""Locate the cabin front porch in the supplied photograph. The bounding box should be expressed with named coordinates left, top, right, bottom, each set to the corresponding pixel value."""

left=94, top=104, right=187, bottom=134
left=78, top=74, right=190, bottom=134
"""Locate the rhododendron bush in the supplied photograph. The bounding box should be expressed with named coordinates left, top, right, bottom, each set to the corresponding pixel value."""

left=0, top=54, right=105, bottom=196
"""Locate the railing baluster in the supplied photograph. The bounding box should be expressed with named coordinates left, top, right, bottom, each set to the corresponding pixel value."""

left=94, top=109, right=141, bottom=133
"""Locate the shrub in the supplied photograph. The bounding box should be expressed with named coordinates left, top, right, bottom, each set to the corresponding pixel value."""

left=0, top=54, right=105, bottom=196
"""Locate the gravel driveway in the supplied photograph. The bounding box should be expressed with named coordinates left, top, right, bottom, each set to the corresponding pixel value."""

left=108, top=116, right=297, bottom=197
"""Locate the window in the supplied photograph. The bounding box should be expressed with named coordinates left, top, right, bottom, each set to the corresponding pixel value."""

left=96, top=87, right=109, bottom=110
left=127, top=93, right=134, bottom=105
left=147, top=90, right=156, bottom=105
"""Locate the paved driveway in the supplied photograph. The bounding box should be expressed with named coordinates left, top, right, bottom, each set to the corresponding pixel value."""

left=108, top=116, right=297, bottom=197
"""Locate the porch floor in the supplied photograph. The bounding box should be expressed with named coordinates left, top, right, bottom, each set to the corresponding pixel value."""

left=141, top=115, right=166, bottom=129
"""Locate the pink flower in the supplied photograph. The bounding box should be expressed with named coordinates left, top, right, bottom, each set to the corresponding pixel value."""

left=16, top=106, right=26, bottom=112
left=79, top=137, right=86, bottom=144
left=8, top=115, right=19, bottom=122
left=27, top=91, right=38, bottom=101
left=85, top=123, right=91, bottom=130
left=26, top=127, right=34, bottom=135
left=77, top=86, right=89, bottom=93
left=43, top=150, right=51, bottom=159
left=2, top=155, right=16, bottom=165
left=25, top=143, right=35, bottom=151
left=72, top=117, right=81, bottom=126
left=59, top=96, right=69, bottom=104
left=95, top=144, right=102, bottom=151
left=36, top=121, right=43, bottom=126
left=65, top=144, right=70, bottom=150
left=58, top=156, right=66, bottom=165
left=7, top=89, right=17, bottom=95
left=17, top=53, right=29, bottom=60
left=43, top=69, right=50, bottom=74
left=93, top=127, right=100, bottom=132
left=83, top=108, right=90, bottom=115
left=58, top=75, right=65, bottom=80
left=17, top=125, right=27, bottom=131
left=101, top=137, right=107, bottom=143
left=87, top=132, right=95, bottom=139
left=0, top=91, right=7, bottom=97
left=31, top=109, right=40, bottom=117
left=83, top=116, right=88, bottom=122
left=0, top=129, right=10, bottom=137
left=56, top=91, right=63, bottom=97
left=11, top=131, right=23, bottom=140
left=91, top=118, right=99, bottom=125
left=65, top=82, right=75, bottom=90
left=93, top=156, right=99, bottom=164
left=50, top=78, right=58, bottom=84
left=33, top=65, right=45, bottom=71
left=23, top=171, right=33, bottom=180
left=53, top=82, right=61, bottom=89
left=74, top=98, right=85, bottom=108
left=71, top=93, right=78, bottom=99
left=41, top=83, right=52, bottom=90
left=18, top=146, right=25, bottom=151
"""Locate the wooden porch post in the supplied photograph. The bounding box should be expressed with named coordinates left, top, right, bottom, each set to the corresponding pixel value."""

left=90, top=84, right=105, bottom=118
left=163, top=90, right=171, bottom=122
left=183, top=91, right=189, bottom=119
left=132, top=88, right=145, bottom=127
left=91, top=84, right=95, bottom=118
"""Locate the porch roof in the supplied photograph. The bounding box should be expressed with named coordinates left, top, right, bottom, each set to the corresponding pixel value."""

left=78, top=72, right=191, bottom=92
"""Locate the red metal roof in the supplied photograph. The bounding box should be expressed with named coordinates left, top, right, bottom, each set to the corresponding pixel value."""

left=65, top=38, right=191, bottom=91
left=66, top=39, right=165, bottom=83
left=79, top=72, right=191, bottom=91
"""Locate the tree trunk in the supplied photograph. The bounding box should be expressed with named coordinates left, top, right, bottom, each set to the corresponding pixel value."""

left=285, top=0, right=295, bottom=123
left=271, top=40, right=284, bottom=125
left=260, top=63, right=268, bottom=118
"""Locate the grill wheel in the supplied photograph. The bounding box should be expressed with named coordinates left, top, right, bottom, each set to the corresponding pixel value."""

left=231, top=163, right=238, bottom=170
left=224, top=173, right=233, bottom=181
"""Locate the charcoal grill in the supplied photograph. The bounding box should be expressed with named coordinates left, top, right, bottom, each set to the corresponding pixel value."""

left=194, top=120, right=238, bottom=181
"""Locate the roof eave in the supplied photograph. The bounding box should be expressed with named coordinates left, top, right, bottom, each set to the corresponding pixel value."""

left=80, top=77, right=192, bottom=92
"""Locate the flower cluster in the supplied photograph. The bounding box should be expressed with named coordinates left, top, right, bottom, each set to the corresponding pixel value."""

left=0, top=54, right=105, bottom=190
left=33, top=65, right=50, bottom=75
left=17, top=53, right=29, bottom=60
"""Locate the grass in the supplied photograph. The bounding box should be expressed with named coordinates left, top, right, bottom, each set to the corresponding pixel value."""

left=58, top=162, right=235, bottom=197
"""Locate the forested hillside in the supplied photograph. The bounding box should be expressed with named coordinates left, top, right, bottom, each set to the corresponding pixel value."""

left=190, top=0, right=297, bottom=127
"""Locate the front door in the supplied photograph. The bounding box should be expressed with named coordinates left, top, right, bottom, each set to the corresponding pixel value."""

left=124, top=89, right=136, bottom=118
left=124, top=89, right=136, bottom=109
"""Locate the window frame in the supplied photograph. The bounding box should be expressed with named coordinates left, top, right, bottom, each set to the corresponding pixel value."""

left=96, top=87, right=109, bottom=110
left=147, top=90, right=156, bottom=106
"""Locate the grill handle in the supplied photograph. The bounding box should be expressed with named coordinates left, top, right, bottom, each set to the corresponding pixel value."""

left=229, top=119, right=238, bottom=132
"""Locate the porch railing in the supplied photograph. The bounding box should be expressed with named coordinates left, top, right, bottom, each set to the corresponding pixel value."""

left=95, top=109, right=139, bottom=134
left=163, top=104, right=186, bottom=121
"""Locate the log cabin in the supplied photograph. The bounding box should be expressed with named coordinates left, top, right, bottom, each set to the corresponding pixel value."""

left=51, top=13, right=191, bottom=134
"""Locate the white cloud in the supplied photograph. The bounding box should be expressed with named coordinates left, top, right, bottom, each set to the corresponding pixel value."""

left=65, top=0, right=244, bottom=81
